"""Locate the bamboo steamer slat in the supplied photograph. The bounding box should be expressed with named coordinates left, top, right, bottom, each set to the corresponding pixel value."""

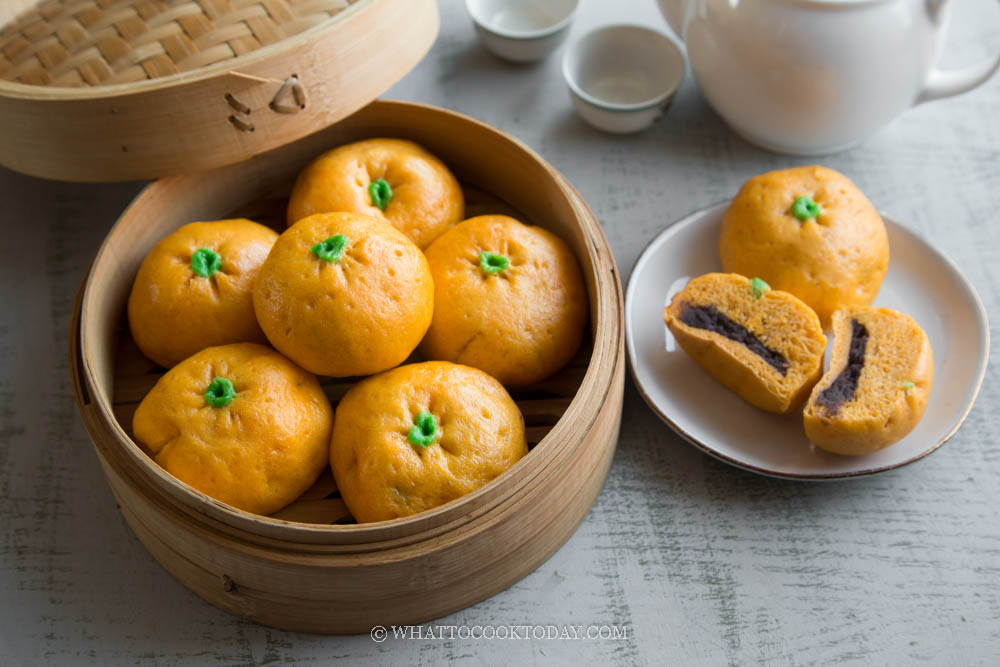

left=70, top=100, right=625, bottom=633
left=0, top=0, right=438, bottom=182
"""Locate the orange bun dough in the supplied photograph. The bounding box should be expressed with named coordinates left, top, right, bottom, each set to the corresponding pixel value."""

left=420, top=215, right=588, bottom=387
left=719, top=166, right=889, bottom=328
left=132, top=343, right=333, bottom=515
left=127, top=219, right=277, bottom=368
left=664, top=273, right=827, bottom=414
left=252, top=212, right=434, bottom=377
left=804, top=307, right=933, bottom=456
left=330, top=361, right=527, bottom=523
left=287, top=138, right=465, bottom=249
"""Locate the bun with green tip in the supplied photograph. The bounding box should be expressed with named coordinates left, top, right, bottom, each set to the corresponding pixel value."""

left=127, top=219, right=278, bottom=368
left=253, top=212, right=434, bottom=378
left=804, top=306, right=933, bottom=456
left=664, top=272, right=826, bottom=414
left=132, top=343, right=333, bottom=516
left=330, top=361, right=527, bottom=523
left=287, top=138, right=464, bottom=249
left=420, top=215, right=588, bottom=387
left=719, top=166, right=889, bottom=328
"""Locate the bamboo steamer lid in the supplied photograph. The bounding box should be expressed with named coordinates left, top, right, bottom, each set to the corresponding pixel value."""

left=0, top=0, right=439, bottom=181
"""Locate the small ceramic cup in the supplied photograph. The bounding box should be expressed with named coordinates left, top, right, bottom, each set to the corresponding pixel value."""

left=562, top=25, right=684, bottom=134
left=466, top=0, right=579, bottom=63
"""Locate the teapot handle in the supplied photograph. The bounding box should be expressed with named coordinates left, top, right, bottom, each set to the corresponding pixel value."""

left=917, top=1, right=1000, bottom=103
left=918, top=53, right=1000, bottom=104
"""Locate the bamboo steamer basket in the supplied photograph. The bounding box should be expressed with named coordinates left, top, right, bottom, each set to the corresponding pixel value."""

left=69, top=99, right=626, bottom=633
left=21, top=0, right=625, bottom=635
left=0, top=0, right=438, bottom=181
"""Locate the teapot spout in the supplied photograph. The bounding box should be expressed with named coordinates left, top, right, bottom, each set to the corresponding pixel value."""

left=656, top=0, right=692, bottom=41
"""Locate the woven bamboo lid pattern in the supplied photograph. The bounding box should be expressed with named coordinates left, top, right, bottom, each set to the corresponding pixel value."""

left=0, top=0, right=358, bottom=87
left=0, top=0, right=438, bottom=182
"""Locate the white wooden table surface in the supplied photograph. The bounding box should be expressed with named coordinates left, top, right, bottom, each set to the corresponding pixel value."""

left=2, top=1, right=998, bottom=665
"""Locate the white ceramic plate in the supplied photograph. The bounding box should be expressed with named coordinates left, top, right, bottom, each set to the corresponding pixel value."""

left=625, top=202, right=990, bottom=479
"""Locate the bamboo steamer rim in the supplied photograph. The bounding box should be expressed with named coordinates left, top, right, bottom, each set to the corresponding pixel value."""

left=73, top=100, right=625, bottom=546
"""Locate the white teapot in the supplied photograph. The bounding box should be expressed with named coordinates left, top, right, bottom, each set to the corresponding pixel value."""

left=656, top=0, right=1000, bottom=154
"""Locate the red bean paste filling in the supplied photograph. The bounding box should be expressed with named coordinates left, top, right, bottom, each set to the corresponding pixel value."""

left=679, top=302, right=789, bottom=375
left=816, top=319, right=869, bottom=413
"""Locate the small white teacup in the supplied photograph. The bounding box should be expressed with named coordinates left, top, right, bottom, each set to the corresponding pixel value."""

left=466, top=0, right=579, bottom=63
left=562, top=25, right=685, bottom=134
